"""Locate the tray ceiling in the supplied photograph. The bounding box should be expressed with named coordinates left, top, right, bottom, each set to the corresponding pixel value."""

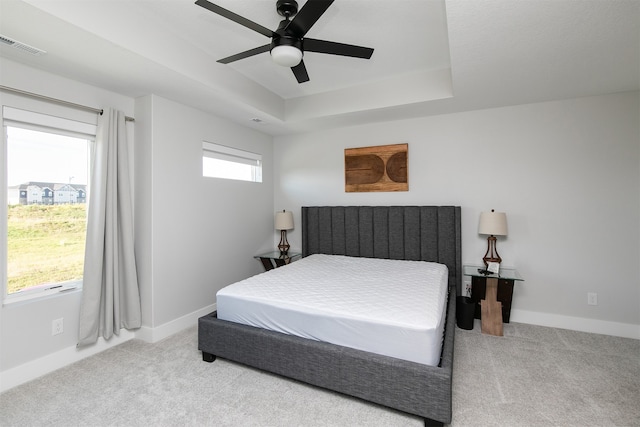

left=0, top=0, right=638, bottom=135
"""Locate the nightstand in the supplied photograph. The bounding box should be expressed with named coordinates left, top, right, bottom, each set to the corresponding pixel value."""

left=254, top=251, right=301, bottom=271
left=463, top=265, right=524, bottom=336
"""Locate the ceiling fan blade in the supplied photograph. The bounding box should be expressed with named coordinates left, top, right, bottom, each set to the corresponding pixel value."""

left=195, top=0, right=275, bottom=38
left=217, top=44, right=271, bottom=64
left=304, top=38, right=374, bottom=59
left=291, top=61, right=310, bottom=83
left=286, top=0, right=334, bottom=37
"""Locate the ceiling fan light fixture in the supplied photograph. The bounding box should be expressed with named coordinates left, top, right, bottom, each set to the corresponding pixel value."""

left=197, top=0, right=374, bottom=83
left=271, top=44, right=302, bottom=67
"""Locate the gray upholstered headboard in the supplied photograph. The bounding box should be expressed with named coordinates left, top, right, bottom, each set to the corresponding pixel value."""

left=301, top=206, right=462, bottom=295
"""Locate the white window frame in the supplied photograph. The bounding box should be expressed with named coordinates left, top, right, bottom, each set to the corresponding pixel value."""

left=202, top=141, right=262, bottom=183
left=2, top=106, right=96, bottom=304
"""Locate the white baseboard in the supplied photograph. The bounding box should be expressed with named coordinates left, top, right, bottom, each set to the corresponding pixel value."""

left=510, top=309, right=640, bottom=339
left=3, top=304, right=634, bottom=393
left=0, top=304, right=217, bottom=393
left=0, top=330, right=135, bottom=393
left=134, top=303, right=216, bottom=343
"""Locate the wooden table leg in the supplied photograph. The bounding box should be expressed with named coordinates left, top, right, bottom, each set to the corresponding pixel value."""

left=481, top=277, right=503, bottom=336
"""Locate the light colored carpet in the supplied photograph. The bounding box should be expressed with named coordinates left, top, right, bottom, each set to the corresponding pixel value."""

left=1, top=319, right=638, bottom=426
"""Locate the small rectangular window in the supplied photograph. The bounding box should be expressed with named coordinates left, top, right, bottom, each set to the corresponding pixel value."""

left=202, top=141, right=262, bottom=183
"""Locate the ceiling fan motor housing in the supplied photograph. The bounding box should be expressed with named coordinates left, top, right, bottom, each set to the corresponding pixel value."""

left=270, top=32, right=303, bottom=67
left=270, top=17, right=303, bottom=66
left=271, top=34, right=302, bottom=52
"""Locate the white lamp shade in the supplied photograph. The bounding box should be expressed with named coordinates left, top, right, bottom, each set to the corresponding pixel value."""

left=271, top=45, right=302, bottom=67
left=478, top=211, right=508, bottom=236
left=275, top=210, right=294, bottom=230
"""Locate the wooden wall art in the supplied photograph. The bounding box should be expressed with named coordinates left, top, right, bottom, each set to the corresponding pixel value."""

left=344, top=143, right=408, bottom=192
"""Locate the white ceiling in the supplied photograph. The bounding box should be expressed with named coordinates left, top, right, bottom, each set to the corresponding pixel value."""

left=0, top=0, right=638, bottom=135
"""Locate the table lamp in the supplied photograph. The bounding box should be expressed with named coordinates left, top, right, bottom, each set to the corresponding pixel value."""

left=478, top=209, right=508, bottom=267
left=275, top=210, right=294, bottom=255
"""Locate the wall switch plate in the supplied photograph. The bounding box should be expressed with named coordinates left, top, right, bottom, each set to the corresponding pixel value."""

left=587, top=292, right=598, bottom=306
left=52, top=318, right=64, bottom=335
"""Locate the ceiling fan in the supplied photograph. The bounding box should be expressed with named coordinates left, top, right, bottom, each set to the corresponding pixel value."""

left=195, top=0, right=374, bottom=84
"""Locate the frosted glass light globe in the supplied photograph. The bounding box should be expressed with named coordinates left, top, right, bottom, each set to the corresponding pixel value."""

left=271, top=45, right=302, bottom=67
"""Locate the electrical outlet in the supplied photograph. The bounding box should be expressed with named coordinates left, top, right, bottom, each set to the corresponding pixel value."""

left=587, top=292, right=598, bottom=306
left=52, top=318, right=63, bottom=335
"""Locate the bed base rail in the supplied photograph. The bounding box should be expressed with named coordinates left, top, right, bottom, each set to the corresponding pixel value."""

left=198, top=285, right=455, bottom=424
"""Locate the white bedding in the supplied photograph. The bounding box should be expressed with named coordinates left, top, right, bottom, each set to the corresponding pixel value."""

left=216, top=254, right=449, bottom=366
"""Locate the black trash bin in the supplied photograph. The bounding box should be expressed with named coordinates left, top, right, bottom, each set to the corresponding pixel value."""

left=456, top=296, right=475, bottom=330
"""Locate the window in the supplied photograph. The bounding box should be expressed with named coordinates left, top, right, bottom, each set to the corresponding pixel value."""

left=202, top=141, right=262, bottom=183
left=3, top=106, right=95, bottom=302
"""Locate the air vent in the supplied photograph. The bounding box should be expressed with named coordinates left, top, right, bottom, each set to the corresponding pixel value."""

left=0, top=34, right=46, bottom=56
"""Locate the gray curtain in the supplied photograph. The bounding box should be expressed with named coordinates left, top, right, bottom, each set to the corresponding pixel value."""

left=78, top=108, right=141, bottom=347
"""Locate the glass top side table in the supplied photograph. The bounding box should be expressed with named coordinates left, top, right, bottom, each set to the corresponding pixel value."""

left=254, top=251, right=302, bottom=271
left=463, top=265, right=524, bottom=336
left=463, top=265, right=523, bottom=281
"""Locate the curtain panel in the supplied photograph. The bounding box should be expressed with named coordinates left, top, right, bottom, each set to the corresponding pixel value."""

left=78, top=108, right=141, bottom=347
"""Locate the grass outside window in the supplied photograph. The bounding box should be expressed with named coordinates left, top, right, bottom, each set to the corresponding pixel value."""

left=7, top=204, right=86, bottom=294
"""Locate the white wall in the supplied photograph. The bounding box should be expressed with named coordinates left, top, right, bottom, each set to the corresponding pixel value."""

left=274, top=91, right=640, bottom=338
left=1, top=57, right=637, bottom=393
left=0, top=59, right=136, bottom=390
left=0, top=61, right=276, bottom=390
left=133, top=95, right=274, bottom=341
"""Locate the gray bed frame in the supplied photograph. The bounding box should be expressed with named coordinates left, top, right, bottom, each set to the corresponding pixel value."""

left=198, top=206, right=461, bottom=426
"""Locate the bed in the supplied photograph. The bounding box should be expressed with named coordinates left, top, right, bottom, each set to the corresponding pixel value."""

left=198, top=206, right=462, bottom=426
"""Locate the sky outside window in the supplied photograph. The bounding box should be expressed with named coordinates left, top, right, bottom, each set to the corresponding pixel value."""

left=7, top=127, right=89, bottom=186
